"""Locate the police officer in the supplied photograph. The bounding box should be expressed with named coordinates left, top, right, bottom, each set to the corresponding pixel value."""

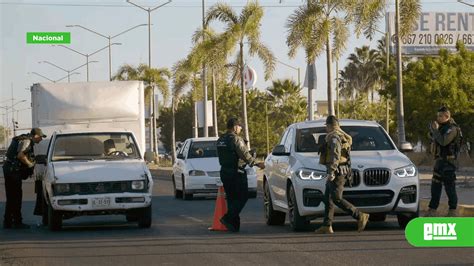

left=315, top=116, right=369, bottom=234
left=216, top=118, right=264, bottom=232
left=3, top=128, right=46, bottom=229
left=427, top=107, right=461, bottom=217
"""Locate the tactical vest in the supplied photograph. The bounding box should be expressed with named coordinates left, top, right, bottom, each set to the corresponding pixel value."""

left=319, top=129, right=352, bottom=165
left=434, top=121, right=462, bottom=160
left=216, top=133, right=239, bottom=170
left=5, top=134, right=35, bottom=166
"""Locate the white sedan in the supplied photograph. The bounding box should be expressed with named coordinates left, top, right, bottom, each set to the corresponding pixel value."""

left=172, top=137, right=258, bottom=200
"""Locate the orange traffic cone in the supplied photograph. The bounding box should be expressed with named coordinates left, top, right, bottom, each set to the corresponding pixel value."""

left=208, top=186, right=228, bottom=231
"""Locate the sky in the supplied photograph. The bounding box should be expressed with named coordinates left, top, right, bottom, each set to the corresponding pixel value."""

left=0, top=0, right=472, bottom=131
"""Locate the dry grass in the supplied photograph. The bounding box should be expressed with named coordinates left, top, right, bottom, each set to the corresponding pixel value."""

left=407, top=152, right=474, bottom=167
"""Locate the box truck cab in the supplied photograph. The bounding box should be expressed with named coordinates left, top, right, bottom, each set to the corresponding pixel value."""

left=38, top=129, right=153, bottom=231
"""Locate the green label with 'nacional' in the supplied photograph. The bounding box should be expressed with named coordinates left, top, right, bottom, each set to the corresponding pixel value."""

left=405, top=217, right=474, bottom=247
left=27, top=32, right=70, bottom=44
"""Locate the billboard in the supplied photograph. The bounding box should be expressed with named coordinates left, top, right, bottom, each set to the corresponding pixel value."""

left=387, top=12, right=474, bottom=55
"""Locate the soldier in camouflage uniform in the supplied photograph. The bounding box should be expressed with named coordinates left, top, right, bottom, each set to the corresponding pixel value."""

left=315, top=116, right=369, bottom=234
left=427, top=107, right=461, bottom=217
left=3, top=128, right=46, bottom=229
left=216, top=118, right=265, bottom=232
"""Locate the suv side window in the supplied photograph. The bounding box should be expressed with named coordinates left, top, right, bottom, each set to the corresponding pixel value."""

left=284, top=128, right=294, bottom=153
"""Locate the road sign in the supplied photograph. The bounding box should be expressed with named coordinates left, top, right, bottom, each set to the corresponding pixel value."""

left=387, top=12, right=474, bottom=55
left=243, top=65, right=257, bottom=88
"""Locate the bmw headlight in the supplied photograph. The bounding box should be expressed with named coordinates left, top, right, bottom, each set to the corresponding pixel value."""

left=131, top=180, right=145, bottom=190
left=189, top=170, right=206, bottom=176
left=54, top=183, right=70, bottom=194
left=296, top=168, right=327, bottom=180
left=394, top=165, right=417, bottom=178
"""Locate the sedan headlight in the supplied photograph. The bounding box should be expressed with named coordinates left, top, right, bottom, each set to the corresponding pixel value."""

left=54, top=183, right=70, bottom=194
left=189, top=170, right=206, bottom=176
left=394, top=165, right=417, bottom=178
left=296, top=168, right=327, bottom=180
left=131, top=180, right=145, bottom=190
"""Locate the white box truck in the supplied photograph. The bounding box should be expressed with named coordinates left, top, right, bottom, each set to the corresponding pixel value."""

left=31, top=81, right=146, bottom=156
left=31, top=81, right=153, bottom=231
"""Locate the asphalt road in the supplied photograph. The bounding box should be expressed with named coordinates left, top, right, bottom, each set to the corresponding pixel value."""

left=0, top=172, right=473, bottom=266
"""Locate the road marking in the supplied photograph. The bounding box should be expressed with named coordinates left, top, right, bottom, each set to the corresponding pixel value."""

left=179, top=215, right=204, bottom=223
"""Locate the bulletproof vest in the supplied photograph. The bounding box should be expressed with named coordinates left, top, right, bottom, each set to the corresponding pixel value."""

left=216, top=132, right=239, bottom=170
left=437, top=122, right=461, bottom=159
left=319, top=129, right=351, bottom=165
left=6, top=134, right=34, bottom=166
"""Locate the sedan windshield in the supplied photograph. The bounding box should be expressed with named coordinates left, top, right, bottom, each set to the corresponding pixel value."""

left=296, top=126, right=395, bottom=152
left=51, top=133, right=141, bottom=161
left=187, top=141, right=217, bottom=159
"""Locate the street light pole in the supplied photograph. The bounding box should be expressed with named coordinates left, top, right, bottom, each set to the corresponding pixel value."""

left=28, top=72, right=56, bottom=83
left=66, top=24, right=147, bottom=81
left=395, top=0, right=406, bottom=146
left=54, top=43, right=120, bottom=81
left=202, top=0, right=209, bottom=137
left=276, top=60, right=301, bottom=86
left=127, top=0, right=172, bottom=158
left=458, top=0, right=474, bottom=7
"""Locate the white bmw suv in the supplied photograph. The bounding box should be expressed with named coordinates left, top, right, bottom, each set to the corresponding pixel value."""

left=263, top=119, right=419, bottom=231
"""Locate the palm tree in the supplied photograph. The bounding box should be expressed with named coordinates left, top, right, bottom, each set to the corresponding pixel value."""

left=339, top=46, right=383, bottom=102
left=267, top=79, right=307, bottom=126
left=205, top=1, right=276, bottom=147
left=286, top=0, right=420, bottom=116
left=113, top=64, right=171, bottom=106
left=113, top=63, right=171, bottom=158
left=188, top=28, right=231, bottom=137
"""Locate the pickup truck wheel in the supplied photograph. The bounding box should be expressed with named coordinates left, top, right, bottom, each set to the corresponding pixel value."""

left=42, top=197, right=48, bottom=226
left=182, top=176, right=193, bottom=200
left=138, top=205, right=152, bottom=228
left=264, top=181, right=286, bottom=226
left=48, top=204, right=62, bottom=231
left=288, top=184, right=309, bottom=231
left=173, top=176, right=183, bottom=199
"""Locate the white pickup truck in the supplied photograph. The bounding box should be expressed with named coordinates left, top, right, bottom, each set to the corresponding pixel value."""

left=37, top=129, right=153, bottom=231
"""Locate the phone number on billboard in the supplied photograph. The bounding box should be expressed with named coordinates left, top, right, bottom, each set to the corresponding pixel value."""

left=393, top=33, right=474, bottom=45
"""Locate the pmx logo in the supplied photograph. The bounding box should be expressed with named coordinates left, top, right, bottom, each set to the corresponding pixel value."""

left=424, top=223, right=457, bottom=241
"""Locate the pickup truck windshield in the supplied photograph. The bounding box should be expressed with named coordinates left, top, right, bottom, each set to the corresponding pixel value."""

left=51, top=133, right=141, bottom=161
left=296, top=126, right=395, bottom=152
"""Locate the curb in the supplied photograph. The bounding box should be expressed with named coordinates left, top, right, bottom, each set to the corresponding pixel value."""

left=419, top=199, right=474, bottom=217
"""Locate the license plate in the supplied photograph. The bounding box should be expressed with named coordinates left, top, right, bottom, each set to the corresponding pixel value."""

left=92, top=197, right=111, bottom=208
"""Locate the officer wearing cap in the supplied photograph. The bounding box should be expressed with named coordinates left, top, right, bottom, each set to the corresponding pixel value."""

left=3, top=128, right=46, bottom=229
left=216, top=118, right=265, bottom=232
left=315, top=115, right=369, bottom=234
left=427, top=106, right=461, bottom=217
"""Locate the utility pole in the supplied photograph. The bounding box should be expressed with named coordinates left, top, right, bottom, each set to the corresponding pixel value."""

left=127, top=0, right=172, bottom=159
left=395, top=0, right=406, bottom=146
left=202, top=0, right=209, bottom=137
